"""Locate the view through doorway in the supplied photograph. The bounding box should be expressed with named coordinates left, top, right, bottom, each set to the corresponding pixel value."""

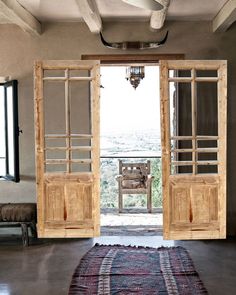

left=100, top=64, right=163, bottom=235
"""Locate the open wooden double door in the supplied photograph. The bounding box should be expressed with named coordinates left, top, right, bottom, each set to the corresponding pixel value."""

left=34, top=59, right=227, bottom=239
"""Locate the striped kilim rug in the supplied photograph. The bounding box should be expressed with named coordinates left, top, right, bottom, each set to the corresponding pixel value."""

left=69, top=244, right=208, bottom=295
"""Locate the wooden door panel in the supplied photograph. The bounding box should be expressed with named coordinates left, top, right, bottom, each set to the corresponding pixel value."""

left=45, top=181, right=65, bottom=222
left=65, top=182, right=93, bottom=221
left=191, top=185, right=218, bottom=223
left=170, top=177, right=219, bottom=228
left=160, top=60, right=227, bottom=240
left=171, top=185, right=190, bottom=224
left=191, top=186, right=210, bottom=223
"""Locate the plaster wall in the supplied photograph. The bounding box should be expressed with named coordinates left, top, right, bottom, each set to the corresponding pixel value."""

left=0, top=21, right=235, bottom=234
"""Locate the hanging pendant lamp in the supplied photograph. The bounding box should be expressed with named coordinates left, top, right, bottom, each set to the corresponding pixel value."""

left=126, top=66, right=145, bottom=89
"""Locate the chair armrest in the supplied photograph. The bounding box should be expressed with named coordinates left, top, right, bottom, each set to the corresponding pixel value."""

left=115, top=175, right=123, bottom=182
left=146, top=175, right=154, bottom=184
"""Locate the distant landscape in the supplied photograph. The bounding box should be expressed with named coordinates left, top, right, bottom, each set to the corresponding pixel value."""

left=101, top=129, right=161, bottom=157
left=100, top=129, right=162, bottom=209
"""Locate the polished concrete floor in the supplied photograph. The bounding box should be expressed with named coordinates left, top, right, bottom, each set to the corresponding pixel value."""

left=0, top=235, right=236, bottom=295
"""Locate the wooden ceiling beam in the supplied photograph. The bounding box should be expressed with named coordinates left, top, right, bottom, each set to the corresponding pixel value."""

left=213, top=0, right=236, bottom=32
left=75, top=0, right=102, bottom=34
left=150, top=0, right=170, bottom=30
left=0, top=0, right=41, bottom=36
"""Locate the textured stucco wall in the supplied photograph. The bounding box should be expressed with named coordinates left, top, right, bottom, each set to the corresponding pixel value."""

left=0, top=20, right=236, bottom=234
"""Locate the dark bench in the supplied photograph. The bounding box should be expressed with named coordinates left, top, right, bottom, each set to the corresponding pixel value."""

left=0, top=203, right=37, bottom=246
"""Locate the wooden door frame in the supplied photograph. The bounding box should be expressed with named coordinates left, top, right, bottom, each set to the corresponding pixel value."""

left=82, top=54, right=184, bottom=219
left=82, top=54, right=185, bottom=64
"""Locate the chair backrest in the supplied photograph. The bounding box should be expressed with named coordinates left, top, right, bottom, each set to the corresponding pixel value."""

left=118, top=160, right=151, bottom=176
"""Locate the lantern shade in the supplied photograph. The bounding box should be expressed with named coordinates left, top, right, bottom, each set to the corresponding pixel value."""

left=126, top=66, right=145, bottom=89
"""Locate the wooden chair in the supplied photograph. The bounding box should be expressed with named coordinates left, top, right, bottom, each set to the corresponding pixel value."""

left=116, top=160, right=154, bottom=213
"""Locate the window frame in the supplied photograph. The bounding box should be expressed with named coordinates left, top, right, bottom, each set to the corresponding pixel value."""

left=0, top=80, right=20, bottom=182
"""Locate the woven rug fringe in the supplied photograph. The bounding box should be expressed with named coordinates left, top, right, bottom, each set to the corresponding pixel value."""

left=94, top=243, right=185, bottom=251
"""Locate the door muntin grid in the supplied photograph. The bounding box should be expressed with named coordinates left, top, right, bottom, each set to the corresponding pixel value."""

left=43, top=68, right=94, bottom=173
left=169, top=68, right=219, bottom=175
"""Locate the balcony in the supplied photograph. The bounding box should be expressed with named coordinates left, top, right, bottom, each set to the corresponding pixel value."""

left=100, top=155, right=163, bottom=235
left=100, top=156, right=162, bottom=209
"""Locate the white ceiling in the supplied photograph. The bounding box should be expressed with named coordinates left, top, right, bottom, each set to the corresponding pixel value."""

left=0, top=0, right=233, bottom=36
left=16, top=0, right=228, bottom=22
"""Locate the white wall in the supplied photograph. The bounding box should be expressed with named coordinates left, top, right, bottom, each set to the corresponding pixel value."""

left=0, top=20, right=236, bottom=234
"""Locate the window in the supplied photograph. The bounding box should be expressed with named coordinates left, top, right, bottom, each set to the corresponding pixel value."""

left=0, top=80, right=20, bottom=182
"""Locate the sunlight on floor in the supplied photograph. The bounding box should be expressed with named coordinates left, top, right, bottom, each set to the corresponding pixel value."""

left=101, top=212, right=163, bottom=226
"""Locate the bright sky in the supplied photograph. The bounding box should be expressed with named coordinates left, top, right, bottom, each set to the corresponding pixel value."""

left=100, top=66, right=160, bottom=135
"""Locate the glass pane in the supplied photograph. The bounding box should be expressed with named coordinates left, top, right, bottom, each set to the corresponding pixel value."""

left=171, top=140, right=192, bottom=150
left=197, top=165, right=218, bottom=174
left=46, top=164, right=66, bottom=173
left=71, top=139, right=92, bottom=172
left=6, top=86, right=14, bottom=176
left=198, top=152, right=217, bottom=161
left=169, top=70, right=191, bottom=78
left=44, top=70, right=65, bottom=77
left=197, top=82, right=218, bottom=136
left=198, top=140, right=217, bottom=148
left=0, top=86, right=5, bottom=160
left=45, top=138, right=66, bottom=148
left=177, top=166, right=193, bottom=174
left=69, top=70, right=90, bottom=78
left=71, top=150, right=91, bottom=160
left=70, top=81, right=91, bottom=134
left=44, top=82, right=66, bottom=134
left=175, top=152, right=192, bottom=161
left=171, top=164, right=193, bottom=175
left=196, top=70, right=217, bottom=77
left=46, top=150, right=66, bottom=160
left=71, top=163, right=91, bottom=172
left=71, top=138, right=91, bottom=147
left=169, top=82, right=192, bottom=137
left=169, top=81, right=177, bottom=138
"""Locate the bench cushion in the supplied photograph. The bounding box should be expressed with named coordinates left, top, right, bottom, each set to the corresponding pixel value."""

left=0, top=203, right=37, bottom=222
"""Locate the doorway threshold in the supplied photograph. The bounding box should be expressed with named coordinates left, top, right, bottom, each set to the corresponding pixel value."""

left=101, top=208, right=163, bottom=236
left=101, top=225, right=163, bottom=236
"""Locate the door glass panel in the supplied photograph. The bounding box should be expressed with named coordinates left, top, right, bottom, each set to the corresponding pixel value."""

left=44, top=82, right=66, bottom=134
left=0, top=86, right=5, bottom=157
left=69, top=70, right=90, bottom=77
left=169, top=82, right=192, bottom=137
left=198, top=152, right=217, bottom=161
left=0, top=86, right=6, bottom=176
left=197, top=140, right=217, bottom=148
left=44, top=70, right=65, bottom=77
left=196, top=70, right=217, bottom=77
left=70, top=81, right=91, bottom=134
left=171, top=140, right=192, bottom=149
left=170, top=163, right=193, bottom=174
left=197, top=165, right=218, bottom=174
left=46, top=164, right=67, bottom=173
left=197, top=82, right=218, bottom=136
left=169, top=70, right=191, bottom=78
left=45, top=138, right=66, bottom=148
left=71, top=163, right=91, bottom=173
